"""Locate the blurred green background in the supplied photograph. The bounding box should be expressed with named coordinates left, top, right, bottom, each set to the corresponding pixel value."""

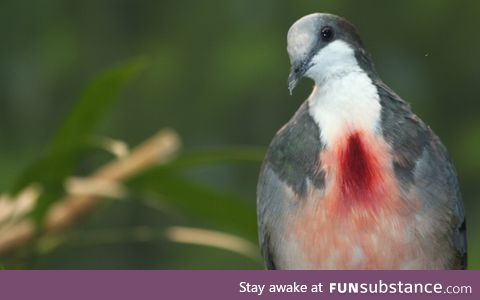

left=0, top=0, right=478, bottom=269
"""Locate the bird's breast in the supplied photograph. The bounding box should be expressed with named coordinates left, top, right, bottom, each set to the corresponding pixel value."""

left=283, top=130, right=420, bottom=269
left=326, top=130, right=394, bottom=214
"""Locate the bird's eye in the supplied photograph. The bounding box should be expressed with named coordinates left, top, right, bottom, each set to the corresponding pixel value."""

left=320, top=26, right=334, bottom=42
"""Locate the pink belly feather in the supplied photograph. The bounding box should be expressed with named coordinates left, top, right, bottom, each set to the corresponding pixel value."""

left=286, top=130, right=419, bottom=269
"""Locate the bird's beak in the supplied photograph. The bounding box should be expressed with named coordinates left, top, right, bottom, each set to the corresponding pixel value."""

left=288, top=62, right=308, bottom=95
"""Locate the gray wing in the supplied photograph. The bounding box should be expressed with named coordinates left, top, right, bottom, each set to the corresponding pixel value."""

left=377, top=81, right=467, bottom=269
left=256, top=165, right=285, bottom=270
left=257, top=102, right=325, bottom=269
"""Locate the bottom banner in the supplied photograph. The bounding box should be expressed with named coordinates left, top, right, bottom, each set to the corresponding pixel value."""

left=0, top=270, right=477, bottom=299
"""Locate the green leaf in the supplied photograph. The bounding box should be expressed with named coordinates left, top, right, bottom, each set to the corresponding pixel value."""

left=174, top=146, right=265, bottom=167
left=128, top=171, right=258, bottom=241
left=148, top=146, right=265, bottom=173
left=10, top=57, right=147, bottom=224
left=127, top=147, right=265, bottom=240
left=48, top=57, right=147, bottom=152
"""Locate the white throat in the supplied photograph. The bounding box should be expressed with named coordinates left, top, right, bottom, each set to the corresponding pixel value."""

left=306, top=41, right=381, bottom=147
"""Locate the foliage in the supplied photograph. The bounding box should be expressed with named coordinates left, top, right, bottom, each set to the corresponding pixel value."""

left=1, top=58, right=265, bottom=269
left=10, top=58, right=148, bottom=224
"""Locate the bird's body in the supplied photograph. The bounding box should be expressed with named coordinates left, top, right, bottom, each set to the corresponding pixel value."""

left=257, top=13, right=466, bottom=269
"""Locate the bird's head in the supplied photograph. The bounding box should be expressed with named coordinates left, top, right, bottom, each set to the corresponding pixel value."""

left=287, top=13, right=370, bottom=94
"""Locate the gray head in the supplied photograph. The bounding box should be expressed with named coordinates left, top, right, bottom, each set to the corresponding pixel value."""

left=287, top=13, right=373, bottom=93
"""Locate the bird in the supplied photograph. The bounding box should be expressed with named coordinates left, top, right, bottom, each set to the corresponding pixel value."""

left=256, top=13, right=466, bottom=270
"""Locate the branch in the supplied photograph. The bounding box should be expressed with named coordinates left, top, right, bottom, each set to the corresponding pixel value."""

left=0, top=129, right=181, bottom=256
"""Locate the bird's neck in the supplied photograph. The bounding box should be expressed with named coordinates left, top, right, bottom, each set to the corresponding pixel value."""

left=307, top=68, right=382, bottom=148
left=308, top=69, right=396, bottom=217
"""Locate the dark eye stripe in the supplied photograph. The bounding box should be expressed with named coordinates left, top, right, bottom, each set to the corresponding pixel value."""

left=320, top=26, right=334, bottom=42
